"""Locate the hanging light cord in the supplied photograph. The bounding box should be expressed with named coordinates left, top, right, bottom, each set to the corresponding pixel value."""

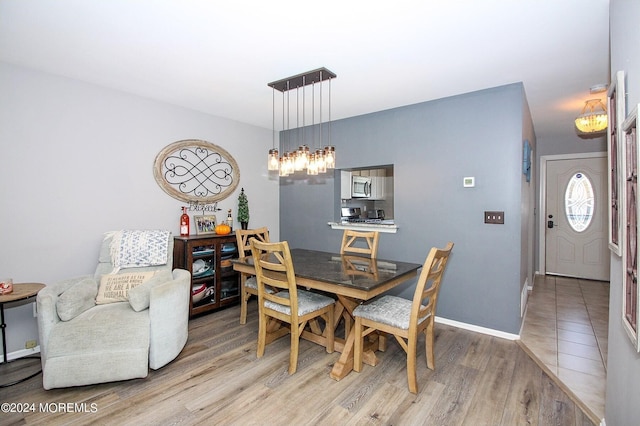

left=329, top=77, right=332, bottom=147
left=319, top=70, right=323, bottom=149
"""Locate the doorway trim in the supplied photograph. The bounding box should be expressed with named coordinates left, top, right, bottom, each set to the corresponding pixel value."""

left=538, top=151, right=607, bottom=275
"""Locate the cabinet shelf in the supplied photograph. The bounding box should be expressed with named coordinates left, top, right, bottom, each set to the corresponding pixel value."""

left=173, top=234, right=240, bottom=318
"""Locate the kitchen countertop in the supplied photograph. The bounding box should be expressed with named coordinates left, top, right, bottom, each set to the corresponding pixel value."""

left=328, top=221, right=398, bottom=234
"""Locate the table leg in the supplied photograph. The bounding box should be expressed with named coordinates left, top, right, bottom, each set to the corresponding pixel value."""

left=329, top=295, right=379, bottom=381
left=0, top=302, right=42, bottom=387
left=1, top=304, right=7, bottom=364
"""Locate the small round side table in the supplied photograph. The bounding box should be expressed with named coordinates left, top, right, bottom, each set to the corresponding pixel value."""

left=0, top=282, right=45, bottom=387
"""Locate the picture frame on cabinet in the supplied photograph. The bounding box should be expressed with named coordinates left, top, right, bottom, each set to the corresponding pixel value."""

left=608, top=70, right=626, bottom=256
left=194, top=215, right=217, bottom=235
left=621, top=104, right=639, bottom=351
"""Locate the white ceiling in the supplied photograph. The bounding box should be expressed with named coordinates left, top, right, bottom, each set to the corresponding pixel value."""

left=0, top=0, right=611, bottom=141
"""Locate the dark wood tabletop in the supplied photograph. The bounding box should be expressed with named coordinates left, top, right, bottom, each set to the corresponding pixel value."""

left=233, top=248, right=421, bottom=300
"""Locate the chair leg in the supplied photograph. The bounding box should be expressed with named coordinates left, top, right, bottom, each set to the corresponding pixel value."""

left=354, top=317, right=363, bottom=372
left=289, top=322, right=299, bottom=374
left=407, top=336, right=418, bottom=394
left=425, top=321, right=435, bottom=370
left=257, top=311, right=267, bottom=358
left=240, top=290, right=249, bottom=325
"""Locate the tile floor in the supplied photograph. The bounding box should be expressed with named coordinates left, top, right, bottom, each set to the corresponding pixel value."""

left=520, top=274, right=609, bottom=421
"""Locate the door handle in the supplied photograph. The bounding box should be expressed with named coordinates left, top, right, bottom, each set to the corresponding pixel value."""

left=548, top=220, right=554, bottom=229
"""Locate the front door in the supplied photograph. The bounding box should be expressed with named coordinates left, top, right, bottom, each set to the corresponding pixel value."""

left=545, top=156, right=609, bottom=280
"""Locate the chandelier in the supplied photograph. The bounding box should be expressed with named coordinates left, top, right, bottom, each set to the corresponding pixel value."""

left=575, top=99, right=608, bottom=135
left=575, top=84, right=608, bottom=136
left=267, top=68, right=336, bottom=176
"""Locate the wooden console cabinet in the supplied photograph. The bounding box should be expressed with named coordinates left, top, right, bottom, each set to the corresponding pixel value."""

left=173, top=234, right=239, bottom=318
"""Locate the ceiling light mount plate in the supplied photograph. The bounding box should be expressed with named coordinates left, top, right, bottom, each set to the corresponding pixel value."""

left=268, top=67, right=336, bottom=92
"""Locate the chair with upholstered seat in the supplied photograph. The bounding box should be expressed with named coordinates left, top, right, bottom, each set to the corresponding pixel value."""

left=340, top=229, right=380, bottom=258
left=250, top=239, right=335, bottom=374
left=236, top=227, right=271, bottom=324
left=338, top=229, right=380, bottom=337
left=353, top=242, right=454, bottom=393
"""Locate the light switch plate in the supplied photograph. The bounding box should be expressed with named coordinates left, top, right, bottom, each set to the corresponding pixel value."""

left=484, top=211, right=505, bottom=224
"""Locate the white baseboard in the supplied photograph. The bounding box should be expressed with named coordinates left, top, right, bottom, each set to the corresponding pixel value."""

left=435, top=316, right=519, bottom=341
left=2, top=346, right=41, bottom=361
left=521, top=277, right=529, bottom=318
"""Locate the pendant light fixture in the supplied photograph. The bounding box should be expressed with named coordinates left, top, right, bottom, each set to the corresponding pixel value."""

left=575, top=84, right=608, bottom=136
left=323, top=77, right=336, bottom=169
left=267, top=67, right=337, bottom=176
left=268, top=87, right=279, bottom=171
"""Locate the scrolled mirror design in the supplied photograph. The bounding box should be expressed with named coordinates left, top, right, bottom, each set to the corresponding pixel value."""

left=154, top=139, right=240, bottom=203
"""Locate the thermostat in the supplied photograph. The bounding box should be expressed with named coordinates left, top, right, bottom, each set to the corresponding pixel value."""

left=463, top=177, right=475, bottom=188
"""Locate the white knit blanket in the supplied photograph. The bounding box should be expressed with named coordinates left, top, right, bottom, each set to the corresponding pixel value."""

left=109, top=230, right=170, bottom=272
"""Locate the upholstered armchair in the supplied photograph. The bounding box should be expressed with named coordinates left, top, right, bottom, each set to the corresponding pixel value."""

left=36, top=230, right=190, bottom=390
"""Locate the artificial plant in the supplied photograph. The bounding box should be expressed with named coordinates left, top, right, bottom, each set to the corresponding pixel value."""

left=237, top=187, right=249, bottom=226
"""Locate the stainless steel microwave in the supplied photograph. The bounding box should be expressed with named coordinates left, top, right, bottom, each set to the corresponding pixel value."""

left=352, top=176, right=371, bottom=198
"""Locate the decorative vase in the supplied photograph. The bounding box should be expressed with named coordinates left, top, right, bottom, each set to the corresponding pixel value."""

left=241, top=222, right=248, bottom=230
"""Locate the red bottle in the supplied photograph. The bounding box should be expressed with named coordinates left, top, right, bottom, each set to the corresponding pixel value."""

left=180, top=207, right=190, bottom=236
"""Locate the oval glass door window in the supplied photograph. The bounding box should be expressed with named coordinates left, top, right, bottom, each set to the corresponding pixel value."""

left=564, top=172, right=595, bottom=232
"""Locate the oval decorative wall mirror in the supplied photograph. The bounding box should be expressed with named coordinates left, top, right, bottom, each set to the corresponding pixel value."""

left=153, top=139, right=240, bottom=203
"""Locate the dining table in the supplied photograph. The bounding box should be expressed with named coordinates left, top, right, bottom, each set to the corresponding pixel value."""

left=232, top=248, right=422, bottom=380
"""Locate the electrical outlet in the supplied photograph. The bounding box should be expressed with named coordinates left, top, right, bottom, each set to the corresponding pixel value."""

left=25, top=340, right=37, bottom=349
left=484, top=211, right=505, bottom=224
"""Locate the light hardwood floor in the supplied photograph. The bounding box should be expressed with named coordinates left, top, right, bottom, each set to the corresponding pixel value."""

left=2, top=301, right=595, bottom=426
left=519, top=274, right=609, bottom=423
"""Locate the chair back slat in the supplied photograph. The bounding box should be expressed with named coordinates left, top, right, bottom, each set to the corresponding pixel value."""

left=236, top=227, right=270, bottom=260
left=411, top=242, right=454, bottom=328
left=340, top=230, right=380, bottom=258
left=250, top=239, right=298, bottom=319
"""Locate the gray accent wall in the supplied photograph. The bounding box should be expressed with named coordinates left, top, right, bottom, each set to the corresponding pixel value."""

left=280, top=83, right=536, bottom=335
left=605, top=1, right=640, bottom=424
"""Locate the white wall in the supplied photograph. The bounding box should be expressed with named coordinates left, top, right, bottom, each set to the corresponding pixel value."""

left=0, top=62, right=279, bottom=357
left=605, top=1, right=640, bottom=424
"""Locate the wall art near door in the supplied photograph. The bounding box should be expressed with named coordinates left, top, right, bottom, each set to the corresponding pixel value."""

left=522, top=140, right=532, bottom=183
left=608, top=70, right=626, bottom=256
left=622, top=104, right=639, bottom=350
left=154, top=139, right=240, bottom=203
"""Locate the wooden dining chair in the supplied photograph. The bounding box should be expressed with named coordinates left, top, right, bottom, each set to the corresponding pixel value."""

left=340, top=229, right=380, bottom=258
left=338, top=229, right=381, bottom=337
left=353, top=242, right=454, bottom=394
left=250, top=239, right=335, bottom=374
left=235, top=227, right=271, bottom=324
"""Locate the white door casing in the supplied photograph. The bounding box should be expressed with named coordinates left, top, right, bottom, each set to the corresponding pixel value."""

left=541, top=153, right=610, bottom=281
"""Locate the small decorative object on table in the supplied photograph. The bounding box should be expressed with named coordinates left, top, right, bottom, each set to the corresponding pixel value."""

left=226, top=209, right=233, bottom=231
left=237, top=187, right=250, bottom=230
left=180, top=206, right=190, bottom=236
left=0, top=278, right=12, bottom=295
left=215, top=223, right=231, bottom=235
